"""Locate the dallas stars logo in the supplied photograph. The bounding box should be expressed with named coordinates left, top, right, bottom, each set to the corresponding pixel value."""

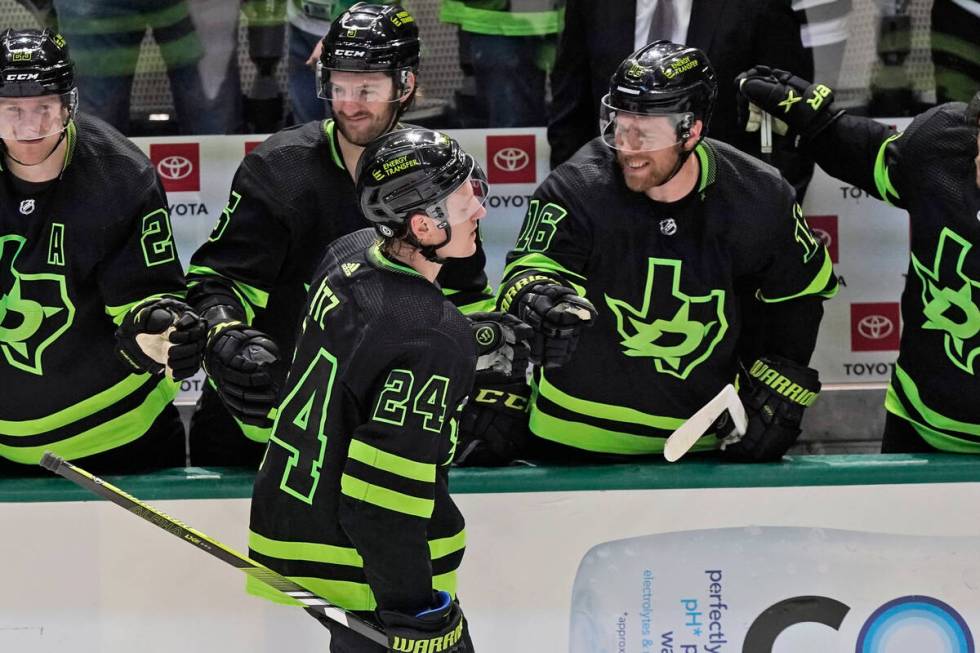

left=0, top=235, right=75, bottom=375
left=605, top=258, right=727, bottom=380
left=911, top=227, right=980, bottom=374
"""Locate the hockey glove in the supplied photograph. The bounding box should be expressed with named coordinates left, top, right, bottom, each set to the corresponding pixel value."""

left=114, top=297, right=206, bottom=380
left=455, top=378, right=530, bottom=466
left=204, top=322, right=281, bottom=426
left=378, top=591, right=471, bottom=653
left=719, top=356, right=821, bottom=462
left=469, top=311, right=533, bottom=383
left=736, top=66, right=845, bottom=145
left=501, top=277, right=597, bottom=369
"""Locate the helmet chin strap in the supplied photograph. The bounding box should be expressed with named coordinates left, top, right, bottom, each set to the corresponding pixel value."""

left=406, top=225, right=451, bottom=264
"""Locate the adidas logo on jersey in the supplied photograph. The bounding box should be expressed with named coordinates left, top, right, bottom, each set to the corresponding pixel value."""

left=342, top=262, right=360, bottom=277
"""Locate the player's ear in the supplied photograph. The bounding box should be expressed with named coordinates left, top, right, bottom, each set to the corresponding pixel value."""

left=683, top=120, right=703, bottom=149
left=407, top=211, right=431, bottom=242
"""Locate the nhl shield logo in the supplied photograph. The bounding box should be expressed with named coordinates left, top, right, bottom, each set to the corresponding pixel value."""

left=19, top=199, right=35, bottom=215
left=659, top=218, right=677, bottom=236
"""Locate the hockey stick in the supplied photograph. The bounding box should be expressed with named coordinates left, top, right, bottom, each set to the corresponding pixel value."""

left=39, top=453, right=387, bottom=647
left=663, top=384, right=747, bottom=462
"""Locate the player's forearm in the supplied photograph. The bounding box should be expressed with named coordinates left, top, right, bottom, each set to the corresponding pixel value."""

left=808, top=113, right=897, bottom=200
left=749, top=296, right=824, bottom=366
left=337, top=497, right=434, bottom=612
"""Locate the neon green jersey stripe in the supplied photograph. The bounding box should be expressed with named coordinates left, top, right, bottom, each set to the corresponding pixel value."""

left=348, top=439, right=436, bottom=483
left=755, top=249, right=839, bottom=303
left=885, top=365, right=980, bottom=440
left=186, top=264, right=269, bottom=309
left=340, top=474, right=434, bottom=518
left=537, top=373, right=684, bottom=430
left=438, top=0, right=563, bottom=35
left=0, top=377, right=178, bottom=463
left=873, top=133, right=902, bottom=206
left=502, top=252, right=587, bottom=288
left=429, top=530, right=466, bottom=559
left=249, top=530, right=364, bottom=567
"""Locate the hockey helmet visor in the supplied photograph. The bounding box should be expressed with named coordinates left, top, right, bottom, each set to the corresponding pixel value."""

left=0, top=89, right=76, bottom=141
left=316, top=67, right=413, bottom=104
left=599, top=95, right=693, bottom=152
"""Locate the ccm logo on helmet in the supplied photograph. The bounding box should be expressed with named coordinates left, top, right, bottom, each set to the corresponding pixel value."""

left=334, top=49, right=366, bottom=58
left=4, top=72, right=39, bottom=81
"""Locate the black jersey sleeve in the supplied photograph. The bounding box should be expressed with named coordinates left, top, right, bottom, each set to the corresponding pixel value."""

left=186, top=156, right=290, bottom=323
left=337, top=330, right=473, bottom=613
left=99, top=174, right=187, bottom=324
left=809, top=113, right=907, bottom=208
left=498, top=170, right=593, bottom=300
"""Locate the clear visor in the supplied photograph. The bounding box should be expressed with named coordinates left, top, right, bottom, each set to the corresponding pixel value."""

left=316, top=63, right=413, bottom=104
left=0, top=89, right=76, bottom=141
left=427, top=160, right=490, bottom=228
left=599, top=95, right=692, bottom=153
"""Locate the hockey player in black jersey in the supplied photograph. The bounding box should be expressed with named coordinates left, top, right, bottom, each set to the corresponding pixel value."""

left=186, top=2, right=493, bottom=467
left=739, top=68, right=980, bottom=454
left=0, top=29, right=204, bottom=473
left=249, top=128, right=486, bottom=652
left=492, top=42, right=838, bottom=462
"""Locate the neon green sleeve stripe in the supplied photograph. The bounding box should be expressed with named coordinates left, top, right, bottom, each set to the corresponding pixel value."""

left=873, top=133, right=902, bottom=206
left=248, top=530, right=364, bottom=567
left=755, top=250, right=839, bottom=303
left=347, top=439, right=436, bottom=483
left=105, top=292, right=186, bottom=326
left=340, top=474, right=434, bottom=518
left=186, top=264, right=269, bottom=309
left=501, top=253, right=588, bottom=297
left=428, top=529, right=466, bottom=559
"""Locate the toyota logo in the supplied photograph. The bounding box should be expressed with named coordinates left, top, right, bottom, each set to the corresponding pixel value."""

left=493, top=147, right=529, bottom=172
left=157, top=155, right=194, bottom=181
left=812, top=228, right=832, bottom=248
left=857, top=315, right=894, bottom=340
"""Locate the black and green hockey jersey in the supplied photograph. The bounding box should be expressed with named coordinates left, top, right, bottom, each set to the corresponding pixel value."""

left=248, top=228, right=475, bottom=613
left=812, top=103, right=980, bottom=452
left=0, top=115, right=185, bottom=464
left=188, top=119, right=492, bottom=445
left=501, top=138, right=838, bottom=455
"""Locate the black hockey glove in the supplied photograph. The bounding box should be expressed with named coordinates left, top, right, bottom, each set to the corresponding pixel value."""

left=378, top=591, right=471, bottom=653
left=501, top=276, right=597, bottom=369
left=204, top=321, right=282, bottom=426
left=736, top=66, right=845, bottom=145
left=455, top=378, right=530, bottom=466
left=719, top=356, right=821, bottom=462
left=469, top=311, right=533, bottom=383
left=114, top=297, right=206, bottom=380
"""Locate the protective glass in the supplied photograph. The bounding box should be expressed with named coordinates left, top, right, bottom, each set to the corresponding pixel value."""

left=316, top=64, right=413, bottom=103
left=599, top=94, right=692, bottom=153
left=428, top=157, right=489, bottom=228
left=0, top=89, right=75, bottom=141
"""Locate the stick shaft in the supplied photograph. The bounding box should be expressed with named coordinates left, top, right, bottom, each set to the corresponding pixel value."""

left=38, top=453, right=387, bottom=646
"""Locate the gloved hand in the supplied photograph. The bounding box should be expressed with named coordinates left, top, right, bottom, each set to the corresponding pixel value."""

left=455, top=379, right=530, bottom=466
left=505, top=279, right=597, bottom=369
left=204, top=322, right=281, bottom=426
left=378, top=591, right=471, bottom=653
left=114, top=297, right=206, bottom=380
left=719, top=356, right=821, bottom=462
left=468, top=311, right=533, bottom=382
left=736, top=66, right=845, bottom=144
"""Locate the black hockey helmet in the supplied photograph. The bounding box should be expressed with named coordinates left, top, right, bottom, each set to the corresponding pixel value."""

left=0, top=28, right=75, bottom=98
left=317, top=2, right=419, bottom=102
left=601, top=40, right=717, bottom=149
left=356, top=127, right=488, bottom=240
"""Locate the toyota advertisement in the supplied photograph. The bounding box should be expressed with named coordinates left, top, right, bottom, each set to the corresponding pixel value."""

left=133, top=121, right=911, bottom=387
